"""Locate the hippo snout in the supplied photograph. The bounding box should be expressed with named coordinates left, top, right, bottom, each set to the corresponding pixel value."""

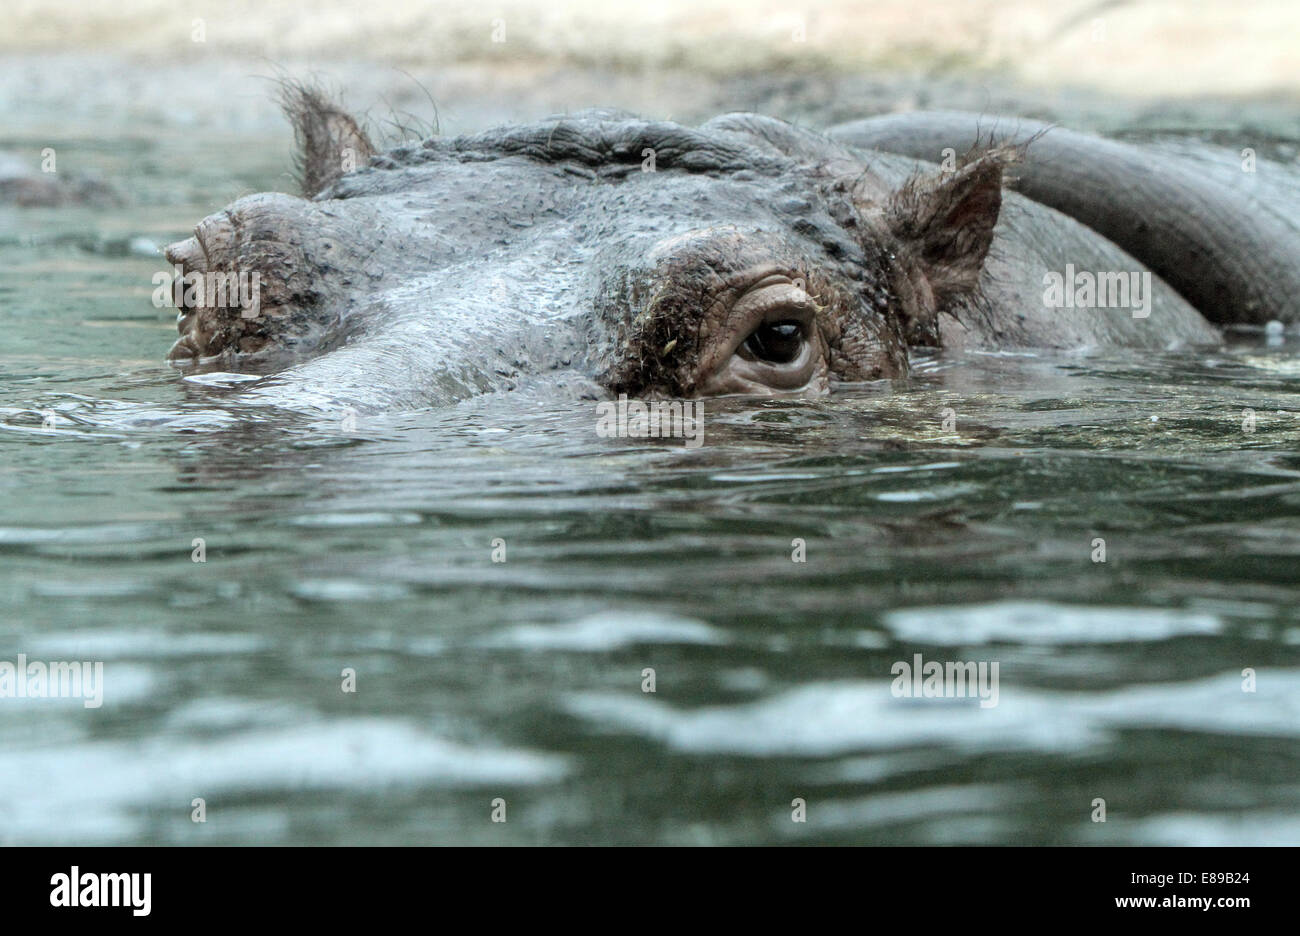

left=164, top=193, right=330, bottom=362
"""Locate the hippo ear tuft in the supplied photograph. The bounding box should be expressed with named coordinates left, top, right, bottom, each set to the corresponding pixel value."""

left=885, top=148, right=1015, bottom=299
left=277, top=80, right=376, bottom=198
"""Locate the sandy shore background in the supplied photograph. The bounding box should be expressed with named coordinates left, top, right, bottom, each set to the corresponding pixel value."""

left=1, top=1, right=1296, bottom=155
left=5, top=0, right=1299, bottom=97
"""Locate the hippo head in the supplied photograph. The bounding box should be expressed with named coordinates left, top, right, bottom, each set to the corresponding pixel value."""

left=165, top=93, right=1011, bottom=411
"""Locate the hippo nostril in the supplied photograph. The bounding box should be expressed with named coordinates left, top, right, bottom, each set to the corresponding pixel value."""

left=164, top=236, right=204, bottom=273
left=194, top=213, right=237, bottom=268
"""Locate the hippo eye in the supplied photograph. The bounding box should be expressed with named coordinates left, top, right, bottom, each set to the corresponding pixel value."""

left=743, top=320, right=804, bottom=364
left=691, top=274, right=824, bottom=396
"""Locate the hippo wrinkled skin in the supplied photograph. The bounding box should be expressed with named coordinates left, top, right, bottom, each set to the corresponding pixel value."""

left=163, top=91, right=1300, bottom=413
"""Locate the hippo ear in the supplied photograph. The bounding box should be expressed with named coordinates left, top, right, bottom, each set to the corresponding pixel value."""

left=885, top=150, right=1013, bottom=299
left=278, top=81, right=376, bottom=198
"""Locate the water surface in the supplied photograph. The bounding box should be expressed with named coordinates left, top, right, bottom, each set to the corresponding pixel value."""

left=2, top=121, right=1298, bottom=846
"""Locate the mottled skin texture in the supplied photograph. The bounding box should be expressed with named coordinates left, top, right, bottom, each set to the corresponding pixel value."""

left=164, top=93, right=1278, bottom=414
left=830, top=111, right=1300, bottom=327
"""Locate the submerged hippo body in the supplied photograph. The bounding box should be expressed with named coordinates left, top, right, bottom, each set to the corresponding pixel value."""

left=164, top=92, right=1299, bottom=413
left=0, top=152, right=121, bottom=208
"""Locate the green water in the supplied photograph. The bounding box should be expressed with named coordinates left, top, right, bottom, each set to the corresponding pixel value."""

left=2, top=123, right=1299, bottom=846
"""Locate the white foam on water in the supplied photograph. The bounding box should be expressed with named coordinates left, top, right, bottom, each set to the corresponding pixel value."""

left=477, top=611, right=730, bottom=651
left=288, top=579, right=412, bottom=601
left=772, top=784, right=1014, bottom=835
left=565, top=669, right=1300, bottom=758
left=884, top=601, right=1222, bottom=644
left=1101, top=812, right=1300, bottom=846
left=0, top=718, right=570, bottom=844
left=25, top=630, right=267, bottom=659
left=287, top=511, right=423, bottom=527
left=565, top=681, right=1100, bottom=756
left=182, top=372, right=263, bottom=386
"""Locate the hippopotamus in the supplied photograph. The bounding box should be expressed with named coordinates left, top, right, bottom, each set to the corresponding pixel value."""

left=162, top=89, right=1300, bottom=414
left=0, top=152, right=121, bottom=208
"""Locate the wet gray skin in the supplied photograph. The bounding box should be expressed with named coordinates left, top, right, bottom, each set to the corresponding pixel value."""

left=830, top=111, right=1300, bottom=327
left=164, top=92, right=1284, bottom=415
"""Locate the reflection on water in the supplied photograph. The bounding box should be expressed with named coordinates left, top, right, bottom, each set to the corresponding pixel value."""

left=2, top=125, right=1299, bottom=846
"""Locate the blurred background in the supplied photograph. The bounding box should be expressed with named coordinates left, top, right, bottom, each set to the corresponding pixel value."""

left=3, top=0, right=1298, bottom=141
